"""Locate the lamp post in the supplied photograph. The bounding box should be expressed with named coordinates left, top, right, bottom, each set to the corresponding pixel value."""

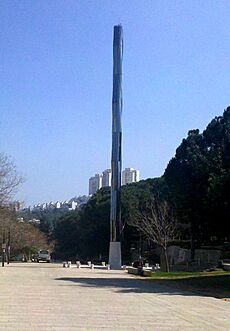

left=7, top=228, right=10, bottom=264
left=2, top=228, right=6, bottom=267
left=139, top=232, right=142, bottom=260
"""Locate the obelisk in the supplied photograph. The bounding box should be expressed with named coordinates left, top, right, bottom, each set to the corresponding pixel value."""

left=109, top=25, right=123, bottom=269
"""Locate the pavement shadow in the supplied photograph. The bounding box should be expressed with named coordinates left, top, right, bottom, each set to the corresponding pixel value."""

left=154, top=274, right=230, bottom=300
left=55, top=275, right=228, bottom=299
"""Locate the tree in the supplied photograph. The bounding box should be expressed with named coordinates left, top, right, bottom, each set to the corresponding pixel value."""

left=0, top=153, right=23, bottom=205
left=0, top=207, right=49, bottom=260
left=164, top=129, right=210, bottom=256
left=128, top=196, right=176, bottom=272
left=77, top=187, right=110, bottom=260
left=54, top=210, right=81, bottom=259
left=0, top=206, right=16, bottom=263
left=164, top=106, right=230, bottom=247
left=12, top=222, right=49, bottom=260
left=53, top=187, right=111, bottom=260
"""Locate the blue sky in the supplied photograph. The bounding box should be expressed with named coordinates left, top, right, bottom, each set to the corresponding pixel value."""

left=1, top=1, right=230, bottom=206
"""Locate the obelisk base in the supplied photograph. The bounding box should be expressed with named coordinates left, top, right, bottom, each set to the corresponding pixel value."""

left=109, top=241, right=121, bottom=269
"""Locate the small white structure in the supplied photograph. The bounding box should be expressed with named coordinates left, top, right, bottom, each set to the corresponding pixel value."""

left=76, top=261, right=81, bottom=268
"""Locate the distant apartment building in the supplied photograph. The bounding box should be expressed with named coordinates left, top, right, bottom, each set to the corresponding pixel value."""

left=9, top=200, right=24, bottom=211
left=122, top=168, right=140, bottom=185
left=61, top=200, right=78, bottom=210
left=89, top=174, right=102, bottom=195
left=89, top=168, right=139, bottom=193
left=30, top=196, right=88, bottom=212
left=102, top=169, right=112, bottom=187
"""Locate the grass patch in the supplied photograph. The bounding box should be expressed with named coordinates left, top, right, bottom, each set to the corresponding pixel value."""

left=150, top=270, right=228, bottom=279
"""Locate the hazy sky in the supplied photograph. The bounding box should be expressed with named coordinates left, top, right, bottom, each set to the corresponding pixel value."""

left=1, top=1, right=230, bottom=206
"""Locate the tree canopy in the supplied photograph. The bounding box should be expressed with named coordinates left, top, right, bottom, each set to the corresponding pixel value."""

left=22, top=106, right=230, bottom=262
left=164, top=106, right=230, bottom=244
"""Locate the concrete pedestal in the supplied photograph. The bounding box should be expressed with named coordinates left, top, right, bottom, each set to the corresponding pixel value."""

left=109, top=241, right=121, bottom=269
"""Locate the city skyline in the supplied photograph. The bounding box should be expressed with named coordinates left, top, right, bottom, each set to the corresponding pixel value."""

left=89, top=167, right=140, bottom=195
left=1, top=1, right=230, bottom=205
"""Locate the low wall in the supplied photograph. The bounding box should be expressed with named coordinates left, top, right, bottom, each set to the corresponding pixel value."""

left=167, top=246, right=222, bottom=267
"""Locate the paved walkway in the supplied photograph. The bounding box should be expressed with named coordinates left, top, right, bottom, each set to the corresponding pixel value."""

left=0, top=263, right=229, bottom=330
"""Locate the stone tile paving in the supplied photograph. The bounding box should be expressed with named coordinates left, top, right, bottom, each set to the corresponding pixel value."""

left=0, top=263, right=229, bottom=330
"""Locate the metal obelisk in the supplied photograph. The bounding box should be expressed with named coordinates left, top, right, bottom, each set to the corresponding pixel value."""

left=109, top=25, right=123, bottom=269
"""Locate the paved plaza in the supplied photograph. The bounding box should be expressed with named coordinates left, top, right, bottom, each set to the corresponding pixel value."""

left=0, top=263, right=229, bottom=330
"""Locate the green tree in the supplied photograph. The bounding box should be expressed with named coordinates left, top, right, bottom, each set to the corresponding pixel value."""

left=164, top=129, right=210, bottom=256
left=53, top=187, right=111, bottom=261
left=54, top=210, right=81, bottom=259
left=164, top=106, right=230, bottom=250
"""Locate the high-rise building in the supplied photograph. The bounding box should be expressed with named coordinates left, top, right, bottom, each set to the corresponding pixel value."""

left=102, top=169, right=112, bottom=187
left=89, top=174, right=102, bottom=195
left=122, top=168, right=140, bottom=185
